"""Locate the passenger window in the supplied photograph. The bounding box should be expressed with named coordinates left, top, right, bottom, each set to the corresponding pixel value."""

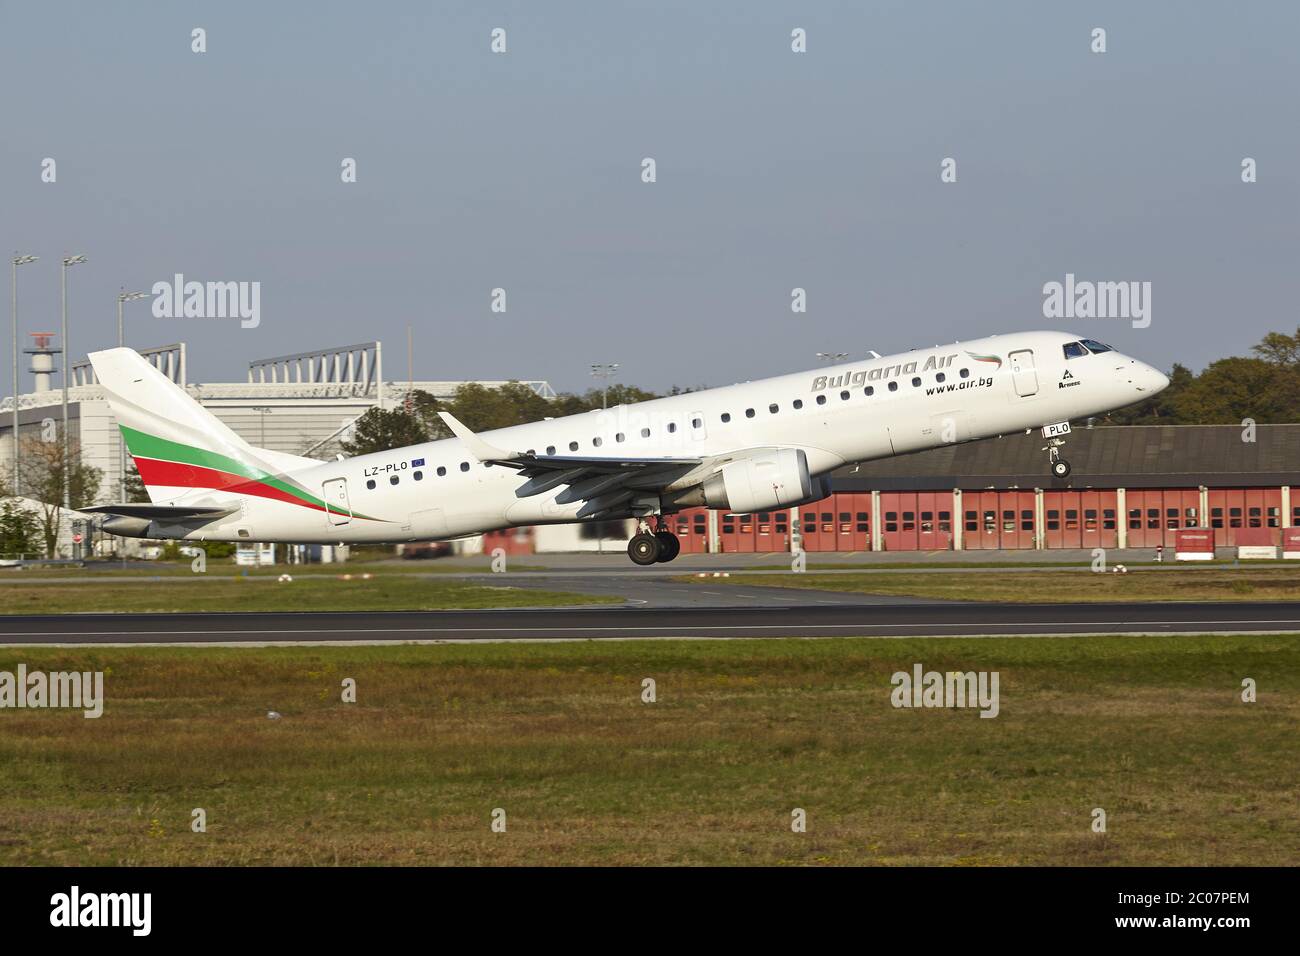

left=816, top=395, right=827, bottom=405
left=960, top=368, right=969, bottom=378
left=888, top=381, right=898, bottom=392
left=935, top=373, right=945, bottom=383
left=911, top=377, right=921, bottom=387
left=593, top=437, right=602, bottom=447
left=864, top=386, right=874, bottom=396
left=692, top=418, right=702, bottom=428
left=390, top=475, right=399, bottom=485
left=768, top=404, right=778, bottom=414
left=641, top=428, right=650, bottom=438
left=721, top=413, right=731, bottom=423
left=546, top=446, right=556, bottom=455
left=616, top=433, right=625, bottom=442
left=792, top=399, right=803, bottom=409
left=414, top=471, right=423, bottom=481
left=667, top=423, right=677, bottom=433
left=1063, top=342, right=1087, bottom=359
left=569, top=441, right=579, bottom=451
left=460, top=462, right=470, bottom=472
left=366, top=479, right=376, bottom=490
left=437, top=466, right=446, bottom=477
left=840, top=390, right=850, bottom=401
left=745, top=408, right=755, bottom=418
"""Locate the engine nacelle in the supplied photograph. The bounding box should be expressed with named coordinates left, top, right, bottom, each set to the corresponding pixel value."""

left=699, top=448, right=816, bottom=513
left=784, top=475, right=832, bottom=510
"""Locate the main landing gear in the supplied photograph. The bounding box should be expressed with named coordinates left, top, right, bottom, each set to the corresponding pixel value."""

left=628, top=517, right=681, bottom=565
left=1044, top=438, right=1071, bottom=479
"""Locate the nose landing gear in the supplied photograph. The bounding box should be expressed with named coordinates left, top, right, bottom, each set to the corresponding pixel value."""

left=1045, top=438, right=1071, bottom=478
left=627, top=517, right=681, bottom=565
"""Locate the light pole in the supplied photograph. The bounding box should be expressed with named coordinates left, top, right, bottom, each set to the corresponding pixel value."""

left=60, top=254, right=86, bottom=509
left=251, top=406, right=272, bottom=447
left=590, top=363, right=619, bottom=410
left=10, top=255, right=38, bottom=497
left=115, top=290, right=148, bottom=501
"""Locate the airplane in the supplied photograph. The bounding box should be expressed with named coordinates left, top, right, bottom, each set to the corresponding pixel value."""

left=85, top=330, right=1169, bottom=565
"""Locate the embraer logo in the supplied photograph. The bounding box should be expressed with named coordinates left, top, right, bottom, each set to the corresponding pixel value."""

left=812, top=352, right=959, bottom=392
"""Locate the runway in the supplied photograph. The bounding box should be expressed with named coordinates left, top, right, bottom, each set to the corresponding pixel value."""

left=2, top=601, right=1299, bottom=645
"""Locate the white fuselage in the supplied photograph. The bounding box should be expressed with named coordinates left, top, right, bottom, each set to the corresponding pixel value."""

left=156, top=330, right=1167, bottom=545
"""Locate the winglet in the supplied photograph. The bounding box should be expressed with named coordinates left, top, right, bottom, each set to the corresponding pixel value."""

left=438, top=411, right=519, bottom=462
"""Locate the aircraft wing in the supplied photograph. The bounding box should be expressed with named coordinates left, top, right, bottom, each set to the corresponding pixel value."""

left=82, top=504, right=238, bottom=521
left=439, top=411, right=706, bottom=518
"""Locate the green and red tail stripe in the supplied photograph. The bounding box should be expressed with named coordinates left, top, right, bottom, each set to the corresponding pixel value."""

left=123, top=426, right=381, bottom=521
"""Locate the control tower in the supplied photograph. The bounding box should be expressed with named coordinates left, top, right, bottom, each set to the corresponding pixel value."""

left=23, top=332, right=61, bottom=393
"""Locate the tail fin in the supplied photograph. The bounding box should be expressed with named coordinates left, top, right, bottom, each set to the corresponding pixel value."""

left=89, top=347, right=318, bottom=504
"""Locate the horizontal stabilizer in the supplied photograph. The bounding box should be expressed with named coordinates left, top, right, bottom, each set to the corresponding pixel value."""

left=83, top=504, right=236, bottom=521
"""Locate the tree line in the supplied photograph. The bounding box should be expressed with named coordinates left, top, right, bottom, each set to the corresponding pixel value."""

left=1104, top=328, right=1300, bottom=425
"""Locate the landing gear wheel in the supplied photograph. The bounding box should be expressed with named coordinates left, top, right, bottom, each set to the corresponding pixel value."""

left=1043, top=435, right=1070, bottom=479
left=628, top=533, right=661, bottom=566
left=653, top=531, right=681, bottom=563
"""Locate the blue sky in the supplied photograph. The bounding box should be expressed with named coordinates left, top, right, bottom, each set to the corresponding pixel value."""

left=2, top=1, right=1296, bottom=394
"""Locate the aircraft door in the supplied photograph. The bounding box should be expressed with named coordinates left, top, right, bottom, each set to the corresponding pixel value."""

left=323, top=477, right=352, bottom=526
left=689, top=411, right=708, bottom=441
left=1008, top=349, right=1038, bottom=396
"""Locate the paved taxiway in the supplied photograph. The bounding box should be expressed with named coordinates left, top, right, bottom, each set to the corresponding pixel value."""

left=2, top=601, right=1298, bottom=645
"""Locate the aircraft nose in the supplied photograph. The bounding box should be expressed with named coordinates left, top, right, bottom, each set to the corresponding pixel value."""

left=1130, top=361, right=1168, bottom=393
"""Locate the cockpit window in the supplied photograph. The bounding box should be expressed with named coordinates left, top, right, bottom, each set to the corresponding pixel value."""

left=1080, top=339, right=1113, bottom=353
left=1063, top=341, right=1087, bottom=359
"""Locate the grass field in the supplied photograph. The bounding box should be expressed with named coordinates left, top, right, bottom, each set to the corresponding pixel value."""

left=687, top=568, right=1300, bottom=603
left=1, top=636, right=1295, bottom=866
left=0, top=576, right=617, bottom=614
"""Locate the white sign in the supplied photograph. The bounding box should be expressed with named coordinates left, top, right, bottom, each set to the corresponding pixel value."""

left=1237, top=546, right=1277, bottom=560
left=1041, top=421, right=1072, bottom=438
